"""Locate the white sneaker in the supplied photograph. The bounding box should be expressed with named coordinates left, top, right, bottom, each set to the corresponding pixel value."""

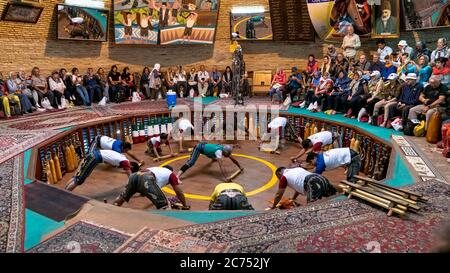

left=36, top=107, right=46, bottom=112
left=58, top=105, right=63, bottom=110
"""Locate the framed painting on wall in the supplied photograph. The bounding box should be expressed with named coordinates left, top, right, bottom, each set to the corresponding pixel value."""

left=371, top=0, right=400, bottom=38
left=402, top=0, right=450, bottom=31
left=1, top=2, right=44, bottom=23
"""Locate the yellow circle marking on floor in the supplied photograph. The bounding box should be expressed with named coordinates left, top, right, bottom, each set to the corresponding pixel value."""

left=233, top=17, right=273, bottom=40
left=159, top=154, right=278, bottom=201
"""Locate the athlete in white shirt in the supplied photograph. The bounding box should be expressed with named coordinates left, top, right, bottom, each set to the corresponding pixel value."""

left=113, top=165, right=190, bottom=209
left=174, top=115, right=194, bottom=152
left=65, top=149, right=139, bottom=191
left=291, top=131, right=342, bottom=162
left=260, top=117, right=288, bottom=151
left=270, top=166, right=336, bottom=208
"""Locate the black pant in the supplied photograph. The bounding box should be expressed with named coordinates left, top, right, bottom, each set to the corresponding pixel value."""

left=121, top=173, right=168, bottom=209
left=37, top=90, right=55, bottom=107
left=54, top=91, right=63, bottom=107
left=365, top=98, right=381, bottom=116
left=87, top=85, right=103, bottom=103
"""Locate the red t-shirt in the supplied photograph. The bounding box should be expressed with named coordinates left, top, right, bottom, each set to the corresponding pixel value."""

left=312, top=142, right=323, bottom=152
left=278, top=176, right=288, bottom=189
left=119, top=160, right=131, bottom=172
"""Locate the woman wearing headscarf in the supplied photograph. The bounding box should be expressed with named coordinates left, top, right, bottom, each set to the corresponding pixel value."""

left=306, top=54, right=318, bottom=77
left=149, top=63, right=162, bottom=101
left=310, top=71, right=333, bottom=112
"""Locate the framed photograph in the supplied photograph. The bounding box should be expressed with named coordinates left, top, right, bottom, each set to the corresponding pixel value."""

left=57, top=4, right=109, bottom=42
left=402, top=0, right=450, bottom=31
left=230, top=11, right=273, bottom=41
left=371, top=0, right=400, bottom=38
left=1, top=2, right=43, bottom=23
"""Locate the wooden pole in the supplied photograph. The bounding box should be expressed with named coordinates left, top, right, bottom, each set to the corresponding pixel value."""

left=227, top=169, right=242, bottom=181
left=153, top=153, right=178, bottom=162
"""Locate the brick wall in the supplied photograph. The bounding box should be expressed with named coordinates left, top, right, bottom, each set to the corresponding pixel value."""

left=0, top=0, right=448, bottom=75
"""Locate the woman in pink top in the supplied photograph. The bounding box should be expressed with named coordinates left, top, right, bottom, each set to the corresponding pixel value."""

left=306, top=54, right=319, bottom=76
left=269, top=67, right=286, bottom=103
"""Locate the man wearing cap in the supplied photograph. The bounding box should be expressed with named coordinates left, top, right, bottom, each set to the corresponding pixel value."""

left=376, top=39, right=393, bottom=63
left=408, top=76, right=448, bottom=131
left=177, top=143, right=243, bottom=182
left=397, top=73, right=423, bottom=121
left=285, top=67, right=303, bottom=102
left=373, top=73, right=402, bottom=127
left=398, top=40, right=413, bottom=58
left=375, top=0, right=397, bottom=35
left=381, top=55, right=397, bottom=80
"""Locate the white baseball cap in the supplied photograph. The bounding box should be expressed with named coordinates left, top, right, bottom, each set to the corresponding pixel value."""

left=398, top=40, right=408, bottom=46
left=405, top=73, right=417, bottom=80
left=370, top=70, right=381, bottom=77
left=387, top=73, right=398, bottom=80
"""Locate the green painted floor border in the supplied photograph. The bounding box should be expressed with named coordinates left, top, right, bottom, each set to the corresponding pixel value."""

left=23, top=149, right=33, bottom=185
left=286, top=107, right=402, bottom=142
left=24, top=209, right=64, bottom=251
left=190, top=97, right=219, bottom=105
left=151, top=211, right=258, bottom=224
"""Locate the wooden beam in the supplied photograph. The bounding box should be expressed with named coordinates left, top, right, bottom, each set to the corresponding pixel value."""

left=227, top=169, right=242, bottom=181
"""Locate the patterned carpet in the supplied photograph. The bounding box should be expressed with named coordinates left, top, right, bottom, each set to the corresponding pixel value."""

left=116, top=228, right=228, bottom=253
left=0, top=155, right=25, bottom=253
left=166, top=180, right=449, bottom=253
left=27, top=221, right=131, bottom=253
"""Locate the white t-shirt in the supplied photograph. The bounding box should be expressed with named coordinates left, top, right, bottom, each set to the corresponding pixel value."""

left=147, top=167, right=172, bottom=188
left=323, top=148, right=351, bottom=170
left=268, top=117, right=287, bottom=129
left=100, top=136, right=116, bottom=150
left=282, top=168, right=312, bottom=195
left=178, top=118, right=193, bottom=132
left=308, top=131, right=333, bottom=146
left=150, top=136, right=161, bottom=145
left=99, top=150, right=127, bottom=167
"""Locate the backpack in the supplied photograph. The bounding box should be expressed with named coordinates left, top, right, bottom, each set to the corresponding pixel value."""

left=403, top=119, right=419, bottom=136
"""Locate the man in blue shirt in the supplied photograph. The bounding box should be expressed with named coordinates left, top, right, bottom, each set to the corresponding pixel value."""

left=305, top=148, right=360, bottom=182
left=89, top=135, right=143, bottom=164
left=285, top=67, right=303, bottom=102
left=397, top=73, right=423, bottom=121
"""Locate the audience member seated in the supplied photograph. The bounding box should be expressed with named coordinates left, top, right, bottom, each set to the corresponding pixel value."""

left=327, top=44, right=337, bottom=62
left=319, top=56, right=336, bottom=78
left=165, top=66, right=177, bottom=94
left=310, top=71, right=333, bottom=112
left=396, top=73, right=423, bottom=121
left=408, top=76, right=448, bottom=131
left=397, top=40, right=413, bottom=58
left=7, top=72, right=34, bottom=113
left=373, top=73, right=402, bottom=127
left=174, top=65, right=188, bottom=97
left=269, top=67, right=286, bottom=103
left=31, top=66, right=55, bottom=110
left=48, top=71, right=66, bottom=109
left=84, top=68, right=103, bottom=104
left=411, top=41, right=431, bottom=61
left=432, top=57, right=450, bottom=87
left=60, top=68, right=76, bottom=105
left=305, top=71, right=322, bottom=107
left=1, top=72, right=21, bottom=117
left=306, top=54, right=318, bottom=77
left=411, top=55, right=432, bottom=84
left=381, top=55, right=397, bottom=80
left=18, top=70, right=39, bottom=107
left=343, top=71, right=366, bottom=118
left=368, top=53, right=384, bottom=73
left=334, top=53, right=350, bottom=79
left=355, top=54, right=371, bottom=73
left=121, top=66, right=135, bottom=100
left=209, top=66, right=222, bottom=97
left=197, top=65, right=210, bottom=98
left=108, top=65, right=123, bottom=102
left=71, top=67, right=90, bottom=106
left=430, top=38, right=449, bottom=66
left=397, top=53, right=417, bottom=77
left=187, top=67, right=198, bottom=97
left=363, top=71, right=383, bottom=120
left=140, top=66, right=151, bottom=99
left=221, top=66, right=232, bottom=95
left=285, top=67, right=303, bottom=102
left=377, top=38, right=393, bottom=63
left=97, top=68, right=109, bottom=102
left=328, top=71, right=351, bottom=113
